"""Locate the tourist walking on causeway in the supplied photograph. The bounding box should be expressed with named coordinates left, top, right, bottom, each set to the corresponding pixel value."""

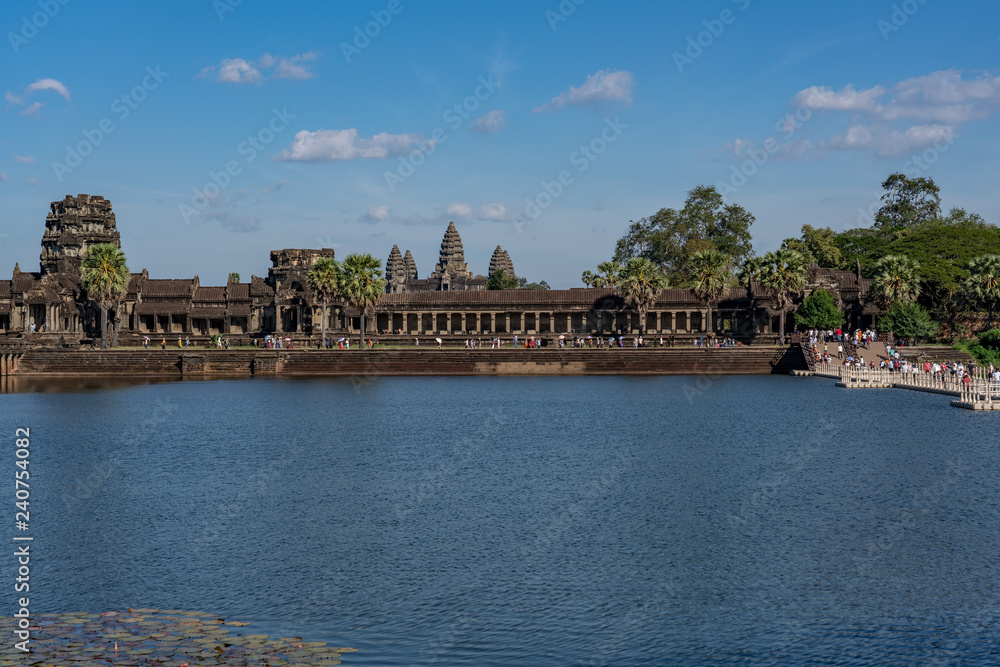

left=143, top=336, right=149, bottom=349
left=161, top=337, right=166, bottom=350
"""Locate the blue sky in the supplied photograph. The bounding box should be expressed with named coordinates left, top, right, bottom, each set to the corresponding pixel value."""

left=2, top=0, right=999, bottom=287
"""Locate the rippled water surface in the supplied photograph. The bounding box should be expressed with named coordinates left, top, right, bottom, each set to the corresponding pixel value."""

left=4, top=375, right=1000, bottom=665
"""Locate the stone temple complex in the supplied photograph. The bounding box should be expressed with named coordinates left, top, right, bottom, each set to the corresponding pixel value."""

left=0, top=195, right=880, bottom=345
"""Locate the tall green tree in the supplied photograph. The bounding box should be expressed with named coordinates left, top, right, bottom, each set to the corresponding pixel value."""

left=612, top=185, right=754, bottom=283
left=871, top=254, right=921, bottom=308
left=794, top=289, right=844, bottom=330
left=339, top=253, right=386, bottom=349
left=581, top=270, right=599, bottom=287
left=80, top=243, right=130, bottom=350
left=597, top=261, right=622, bottom=287
left=688, top=250, right=732, bottom=335
left=760, top=249, right=807, bottom=338
left=487, top=269, right=519, bottom=290
left=874, top=172, right=941, bottom=230
left=780, top=225, right=842, bottom=268
left=617, top=257, right=670, bottom=333
left=307, top=257, right=341, bottom=344
left=964, top=254, right=1000, bottom=330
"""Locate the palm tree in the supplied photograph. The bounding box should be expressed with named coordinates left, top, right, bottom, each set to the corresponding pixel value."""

left=80, top=243, right=130, bottom=350
left=871, top=254, right=920, bottom=308
left=596, top=261, right=622, bottom=288
left=581, top=270, right=599, bottom=288
left=339, top=253, right=386, bottom=349
left=617, top=257, right=670, bottom=333
left=965, top=254, right=1000, bottom=330
left=737, top=256, right=768, bottom=298
left=689, top=250, right=732, bottom=335
left=307, top=257, right=341, bottom=345
left=736, top=255, right=769, bottom=336
left=760, top=249, right=807, bottom=341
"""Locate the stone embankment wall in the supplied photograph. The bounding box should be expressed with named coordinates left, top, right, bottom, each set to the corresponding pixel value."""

left=9, top=347, right=807, bottom=377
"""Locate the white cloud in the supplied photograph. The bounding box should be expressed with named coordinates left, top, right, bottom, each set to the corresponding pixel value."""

left=217, top=58, right=262, bottom=84
left=831, top=123, right=956, bottom=158
left=13, top=154, right=35, bottom=164
left=446, top=202, right=473, bottom=219
left=470, top=110, right=506, bottom=134
left=199, top=51, right=320, bottom=84
left=0, top=172, right=8, bottom=182
left=534, top=69, right=635, bottom=112
left=275, top=128, right=432, bottom=162
left=5, top=78, right=71, bottom=107
left=475, top=202, right=511, bottom=221
left=26, top=78, right=71, bottom=100
left=27, top=178, right=40, bottom=187
left=271, top=51, right=320, bottom=80
left=19, top=101, right=43, bottom=117
left=360, top=204, right=391, bottom=223
left=729, top=69, right=1000, bottom=161
left=791, top=84, right=884, bottom=111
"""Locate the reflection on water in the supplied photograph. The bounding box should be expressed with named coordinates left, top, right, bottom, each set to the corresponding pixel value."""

left=1, top=375, right=204, bottom=394
left=3, top=375, right=1000, bottom=666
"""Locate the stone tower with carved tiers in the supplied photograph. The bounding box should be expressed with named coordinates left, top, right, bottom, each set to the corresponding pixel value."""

left=403, top=250, right=417, bottom=281
left=40, top=195, right=121, bottom=275
left=430, top=222, right=473, bottom=290
left=385, top=245, right=407, bottom=294
left=488, top=246, right=515, bottom=278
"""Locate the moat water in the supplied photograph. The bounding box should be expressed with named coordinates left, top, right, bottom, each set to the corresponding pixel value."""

left=4, top=375, right=1000, bottom=665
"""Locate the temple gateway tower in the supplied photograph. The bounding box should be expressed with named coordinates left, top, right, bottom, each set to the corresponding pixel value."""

left=40, top=195, right=121, bottom=275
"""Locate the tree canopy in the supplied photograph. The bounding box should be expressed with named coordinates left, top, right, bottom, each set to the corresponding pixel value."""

left=794, top=289, right=843, bottom=330
left=875, top=172, right=941, bottom=229
left=877, top=301, right=938, bottom=341
left=487, top=269, right=518, bottom=290
left=612, top=185, right=753, bottom=284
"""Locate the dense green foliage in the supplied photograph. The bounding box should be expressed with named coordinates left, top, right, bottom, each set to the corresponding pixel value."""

left=612, top=185, right=753, bottom=284
left=487, top=269, right=519, bottom=290
left=956, top=328, right=1000, bottom=366
left=602, top=173, right=1000, bottom=341
left=794, top=289, right=843, bottom=330
left=874, top=172, right=941, bottom=229
left=877, top=302, right=938, bottom=341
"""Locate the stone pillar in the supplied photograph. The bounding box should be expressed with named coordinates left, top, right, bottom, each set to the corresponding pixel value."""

left=275, top=307, right=284, bottom=333
left=504, top=313, right=510, bottom=333
left=461, top=312, right=467, bottom=333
